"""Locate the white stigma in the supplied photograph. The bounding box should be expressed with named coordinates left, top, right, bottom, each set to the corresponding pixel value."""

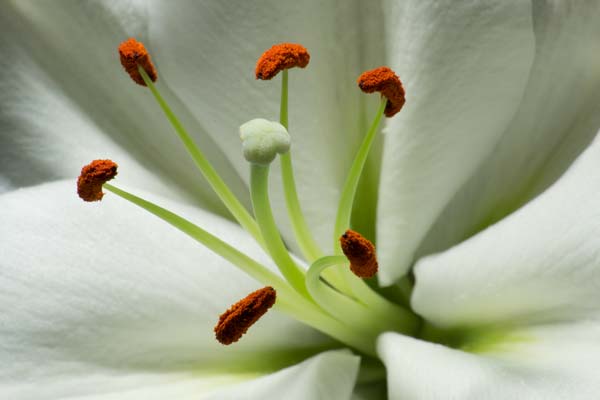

left=240, top=118, right=291, bottom=165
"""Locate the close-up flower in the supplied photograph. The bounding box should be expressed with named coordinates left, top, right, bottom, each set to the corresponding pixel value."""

left=2, top=1, right=600, bottom=399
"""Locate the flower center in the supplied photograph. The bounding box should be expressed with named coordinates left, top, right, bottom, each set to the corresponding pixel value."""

left=77, top=38, right=418, bottom=357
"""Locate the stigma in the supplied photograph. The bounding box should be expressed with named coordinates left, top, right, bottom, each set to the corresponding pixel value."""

left=239, top=118, right=291, bottom=165
left=357, top=66, right=405, bottom=117
left=77, top=160, right=118, bottom=202
left=340, top=230, right=378, bottom=278
left=214, top=286, right=277, bottom=345
left=118, top=38, right=158, bottom=86
left=255, top=43, right=310, bottom=80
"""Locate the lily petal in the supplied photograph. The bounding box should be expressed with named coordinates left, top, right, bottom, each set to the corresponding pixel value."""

left=418, top=1, right=600, bottom=261
left=376, top=0, right=535, bottom=283
left=0, top=180, right=329, bottom=398
left=378, top=327, right=600, bottom=400
left=413, top=130, right=600, bottom=328
left=0, top=0, right=247, bottom=216
left=45, top=350, right=359, bottom=400
left=144, top=0, right=385, bottom=248
left=202, top=350, right=359, bottom=400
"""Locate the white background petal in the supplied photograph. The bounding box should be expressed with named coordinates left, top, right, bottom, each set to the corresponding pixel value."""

left=378, top=328, right=600, bottom=400
left=202, top=350, right=359, bottom=400
left=0, top=0, right=250, bottom=216
left=0, top=181, right=329, bottom=398
left=417, top=1, right=600, bottom=261
left=376, top=0, right=535, bottom=284
left=52, top=350, right=359, bottom=400
left=412, top=130, right=600, bottom=328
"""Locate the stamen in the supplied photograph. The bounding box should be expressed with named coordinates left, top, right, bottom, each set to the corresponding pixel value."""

left=118, top=38, right=157, bottom=86
left=357, top=67, right=405, bottom=117
left=214, top=286, right=276, bottom=345
left=77, top=160, right=118, bottom=202
left=255, top=43, right=310, bottom=80
left=340, top=230, right=378, bottom=278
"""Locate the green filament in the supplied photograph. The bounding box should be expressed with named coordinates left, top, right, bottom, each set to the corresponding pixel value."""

left=104, top=183, right=276, bottom=287
left=278, top=69, right=323, bottom=262
left=333, top=97, right=386, bottom=247
left=138, top=66, right=264, bottom=249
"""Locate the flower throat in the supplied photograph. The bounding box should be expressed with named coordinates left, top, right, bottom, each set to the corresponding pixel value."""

left=77, top=38, right=417, bottom=357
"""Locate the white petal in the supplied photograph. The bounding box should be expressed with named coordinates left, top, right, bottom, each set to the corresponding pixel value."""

left=202, top=350, right=359, bottom=400
left=0, top=181, right=328, bottom=398
left=0, top=1, right=247, bottom=214
left=413, top=131, right=600, bottom=328
left=376, top=0, right=535, bottom=283
left=417, top=1, right=600, bottom=261
left=378, top=327, right=600, bottom=400
left=49, top=350, right=359, bottom=400
left=144, top=0, right=381, bottom=250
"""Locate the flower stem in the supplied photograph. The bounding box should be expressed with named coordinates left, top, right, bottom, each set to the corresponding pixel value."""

left=138, top=66, right=264, bottom=249
left=250, top=163, right=308, bottom=297
left=278, top=70, right=323, bottom=262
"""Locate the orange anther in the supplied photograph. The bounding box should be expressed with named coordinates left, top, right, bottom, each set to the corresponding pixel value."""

left=357, top=67, right=405, bottom=117
left=340, top=230, right=378, bottom=278
left=77, top=160, right=118, bottom=202
left=214, top=286, right=276, bottom=345
left=255, top=43, right=310, bottom=80
left=118, top=38, right=157, bottom=86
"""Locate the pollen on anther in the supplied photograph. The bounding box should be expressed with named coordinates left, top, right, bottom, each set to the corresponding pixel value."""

left=255, top=43, right=310, bottom=80
left=357, top=66, right=405, bottom=117
left=77, top=160, right=118, bottom=202
left=340, top=230, right=378, bottom=278
left=118, top=38, right=157, bottom=86
left=214, top=286, right=276, bottom=345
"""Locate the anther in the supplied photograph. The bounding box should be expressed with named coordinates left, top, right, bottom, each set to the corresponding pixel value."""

left=340, top=230, right=378, bottom=278
left=214, top=286, right=276, bottom=345
left=77, top=160, right=118, bottom=202
left=118, top=38, right=158, bottom=86
left=255, top=43, right=310, bottom=80
left=357, top=67, right=405, bottom=117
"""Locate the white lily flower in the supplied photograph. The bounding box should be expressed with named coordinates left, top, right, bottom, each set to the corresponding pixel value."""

left=2, top=1, right=600, bottom=399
